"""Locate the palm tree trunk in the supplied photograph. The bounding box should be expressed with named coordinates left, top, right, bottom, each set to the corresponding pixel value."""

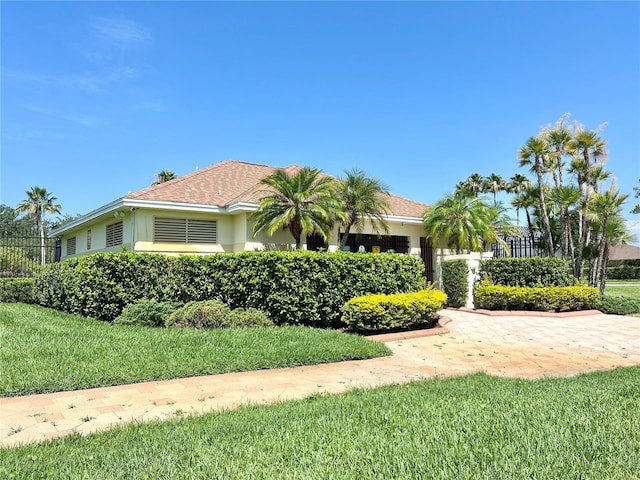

left=535, top=166, right=554, bottom=257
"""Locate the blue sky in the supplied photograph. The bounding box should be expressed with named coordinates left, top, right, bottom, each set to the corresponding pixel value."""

left=2, top=1, right=639, bottom=239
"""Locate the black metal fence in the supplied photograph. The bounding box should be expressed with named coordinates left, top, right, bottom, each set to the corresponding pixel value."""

left=492, top=230, right=545, bottom=259
left=0, top=227, right=57, bottom=277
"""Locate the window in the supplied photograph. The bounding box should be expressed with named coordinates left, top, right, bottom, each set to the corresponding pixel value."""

left=106, top=221, right=123, bottom=247
left=67, top=237, right=76, bottom=255
left=86, top=229, right=92, bottom=250
left=154, top=218, right=217, bottom=244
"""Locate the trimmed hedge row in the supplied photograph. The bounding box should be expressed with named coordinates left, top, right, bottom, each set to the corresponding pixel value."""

left=441, top=260, right=468, bottom=308
left=341, top=289, right=447, bottom=332
left=474, top=285, right=600, bottom=312
left=599, top=295, right=640, bottom=316
left=606, top=265, right=640, bottom=280
left=33, top=251, right=425, bottom=326
left=478, top=257, right=577, bottom=287
left=0, top=278, right=35, bottom=304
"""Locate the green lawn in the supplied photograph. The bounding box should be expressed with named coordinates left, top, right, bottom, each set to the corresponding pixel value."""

left=605, top=285, right=640, bottom=300
left=0, top=304, right=391, bottom=397
left=1, top=367, right=639, bottom=479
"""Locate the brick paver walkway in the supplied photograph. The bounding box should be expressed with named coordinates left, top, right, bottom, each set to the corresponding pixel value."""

left=1, top=309, right=638, bottom=447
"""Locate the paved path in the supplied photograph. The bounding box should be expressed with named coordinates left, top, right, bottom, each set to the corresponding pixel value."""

left=1, top=309, right=638, bottom=448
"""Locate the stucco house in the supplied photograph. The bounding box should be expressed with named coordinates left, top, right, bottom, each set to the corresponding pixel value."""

left=50, top=160, right=434, bottom=280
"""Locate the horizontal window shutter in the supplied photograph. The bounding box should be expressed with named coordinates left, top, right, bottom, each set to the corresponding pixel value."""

left=154, top=218, right=216, bottom=244
left=187, top=219, right=217, bottom=244
left=154, top=218, right=187, bottom=242
left=106, top=222, right=123, bottom=247
left=67, top=237, right=76, bottom=255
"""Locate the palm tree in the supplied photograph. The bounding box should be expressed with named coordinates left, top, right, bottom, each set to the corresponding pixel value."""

left=251, top=168, right=342, bottom=250
left=152, top=170, right=176, bottom=185
left=423, top=194, right=507, bottom=254
left=336, top=169, right=391, bottom=247
left=587, top=185, right=628, bottom=293
left=485, top=173, right=507, bottom=206
left=545, top=115, right=573, bottom=190
left=518, top=136, right=555, bottom=256
left=548, top=185, right=581, bottom=262
left=15, top=186, right=61, bottom=265
left=567, top=128, right=608, bottom=279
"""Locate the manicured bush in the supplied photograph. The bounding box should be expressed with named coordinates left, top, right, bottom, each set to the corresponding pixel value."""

left=478, top=257, right=577, bottom=287
left=114, top=300, right=180, bottom=327
left=0, top=278, right=35, bottom=304
left=441, top=260, right=468, bottom=308
left=342, top=289, right=447, bottom=332
left=474, top=284, right=600, bottom=312
left=166, top=300, right=274, bottom=329
left=606, top=265, right=640, bottom=280
left=33, top=251, right=425, bottom=326
left=600, top=295, right=640, bottom=316
left=225, top=307, right=274, bottom=328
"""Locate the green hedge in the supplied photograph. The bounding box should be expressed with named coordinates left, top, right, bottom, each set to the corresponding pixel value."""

left=33, top=251, right=425, bottom=326
left=341, top=289, right=447, bottom=332
left=606, top=265, right=640, bottom=280
left=166, top=301, right=274, bottom=329
left=478, top=257, right=577, bottom=287
left=474, top=284, right=600, bottom=312
left=599, top=295, right=640, bottom=316
left=441, top=260, right=468, bottom=308
left=0, top=278, right=35, bottom=304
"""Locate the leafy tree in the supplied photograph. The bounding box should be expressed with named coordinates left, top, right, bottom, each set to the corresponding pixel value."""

left=336, top=169, right=391, bottom=247
left=423, top=194, right=511, bottom=254
left=15, top=187, right=61, bottom=265
left=152, top=170, right=176, bottom=185
left=252, top=168, right=343, bottom=249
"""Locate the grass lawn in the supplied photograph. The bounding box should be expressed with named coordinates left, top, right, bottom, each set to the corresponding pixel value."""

left=605, top=285, right=640, bottom=300
left=0, top=304, right=391, bottom=397
left=1, top=367, right=639, bottom=479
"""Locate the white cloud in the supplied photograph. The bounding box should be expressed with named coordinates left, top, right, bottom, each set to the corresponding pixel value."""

left=92, top=17, right=153, bottom=50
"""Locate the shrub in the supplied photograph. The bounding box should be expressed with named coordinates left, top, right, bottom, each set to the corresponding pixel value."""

left=33, top=251, right=424, bottom=326
left=166, top=301, right=274, bottom=329
left=478, top=257, right=576, bottom=287
left=606, top=265, right=640, bottom=280
left=0, top=278, right=35, bottom=304
left=474, top=284, right=600, bottom=312
left=441, top=260, right=468, bottom=308
left=225, top=308, right=274, bottom=328
left=342, top=289, right=447, bottom=332
left=600, top=295, right=640, bottom=316
left=114, top=300, right=180, bottom=327
left=166, top=300, right=231, bottom=329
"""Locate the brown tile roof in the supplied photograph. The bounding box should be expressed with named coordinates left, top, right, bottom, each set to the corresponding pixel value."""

left=609, top=244, right=640, bottom=260
left=125, top=160, right=428, bottom=219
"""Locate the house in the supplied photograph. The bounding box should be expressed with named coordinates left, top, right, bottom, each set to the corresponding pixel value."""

left=609, top=244, right=640, bottom=261
left=50, top=160, right=434, bottom=280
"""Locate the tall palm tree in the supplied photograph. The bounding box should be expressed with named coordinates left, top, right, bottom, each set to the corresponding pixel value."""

left=251, top=168, right=342, bottom=250
left=548, top=185, right=581, bottom=262
left=336, top=169, right=391, bottom=247
left=15, top=186, right=61, bottom=265
left=587, top=185, right=628, bottom=293
left=423, top=194, right=507, bottom=254
left=567, top=128, right=608, bottom=279
left=545, top=115, right=573, bottom=190
left=518, top=136, right=555, bottom=256
left=485, top=173, right=507, bottom=206
left=152, top=170, right=176, bottom=185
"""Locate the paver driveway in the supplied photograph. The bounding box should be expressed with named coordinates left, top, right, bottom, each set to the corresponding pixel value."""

left=1, top=309, right=638, bottom=447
